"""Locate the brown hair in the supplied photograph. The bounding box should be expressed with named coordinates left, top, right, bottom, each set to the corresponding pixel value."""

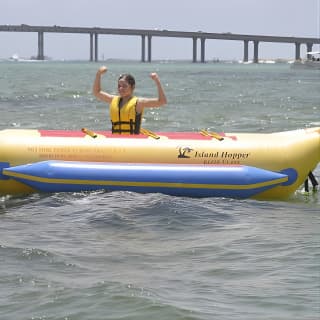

left=118, top=74, right=135, bottom=87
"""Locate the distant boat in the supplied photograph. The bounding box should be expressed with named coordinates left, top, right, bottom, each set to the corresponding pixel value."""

left=9, top=53, right=19, bottom=61
left=291, top=52, right=320, bottom=70
left=8, top=54, right=51, bottom=62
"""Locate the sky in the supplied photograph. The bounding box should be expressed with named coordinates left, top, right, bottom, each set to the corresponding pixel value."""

left=1, top=0, right=319, bottom=61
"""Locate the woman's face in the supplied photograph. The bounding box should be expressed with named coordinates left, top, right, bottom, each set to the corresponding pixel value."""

left=118, top=78, right=134, bottom=98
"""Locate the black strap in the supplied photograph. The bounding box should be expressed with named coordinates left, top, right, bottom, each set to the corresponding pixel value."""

left=309, top=172, right=319, bottom=188
left=111, top=119, right=139, bottom=134
left=134, top=113, right=142, bottom=134
left=304, top=171, right=319, bottom=192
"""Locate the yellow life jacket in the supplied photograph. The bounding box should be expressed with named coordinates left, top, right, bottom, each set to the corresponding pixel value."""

left=109, top=96, right=142, bottom=134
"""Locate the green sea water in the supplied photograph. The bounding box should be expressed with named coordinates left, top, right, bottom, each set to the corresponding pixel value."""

left=0, top=61, right=319, bottom=320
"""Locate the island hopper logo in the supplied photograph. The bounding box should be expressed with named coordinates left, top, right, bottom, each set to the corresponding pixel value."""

left=177, top=145, right=250, bottom=164
left=178, top=146, right=194, bottom=158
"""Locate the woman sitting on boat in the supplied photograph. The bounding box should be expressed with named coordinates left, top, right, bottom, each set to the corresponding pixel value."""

left=93, top=66, right=167, bottom=134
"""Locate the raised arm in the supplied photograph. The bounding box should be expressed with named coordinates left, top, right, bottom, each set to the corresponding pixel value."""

left=136, top=73, right=167, bottom=113
left=93, top=66, right=114, bottom=103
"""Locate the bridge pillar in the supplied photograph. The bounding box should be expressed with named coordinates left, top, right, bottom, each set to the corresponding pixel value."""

left=253, top=40, right=259, bottom=63
left=243, top=40, right=249, bottom=62
left=295, top=42, right=301, bottom=60
left=37, top=31, right=44, bottom=60
left=147, top=35, right=152, bottom=62
left=306, top=43, right=313, bottom=60
left=90, top=33, right=94, bottom=61
left=94, top=33, right=98, bottom=62
left=192, top=37, right=197, bottom=62
left=141, top=35, right=146, bottom=62
left=200, top=38, right=206, bottom=63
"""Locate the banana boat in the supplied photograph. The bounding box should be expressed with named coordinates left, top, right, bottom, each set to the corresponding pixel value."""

left=0, top=127, right=319, bottom=200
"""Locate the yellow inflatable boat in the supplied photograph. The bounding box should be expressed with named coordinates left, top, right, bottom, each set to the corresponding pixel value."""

left=0, top=127, right=319, bottom=200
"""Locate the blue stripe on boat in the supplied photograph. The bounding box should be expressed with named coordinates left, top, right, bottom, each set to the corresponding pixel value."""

left=2, top=160, right=289, bottom=199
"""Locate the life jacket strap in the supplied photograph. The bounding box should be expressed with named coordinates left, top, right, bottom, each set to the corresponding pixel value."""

left=111, top=119, right=139, bottom=134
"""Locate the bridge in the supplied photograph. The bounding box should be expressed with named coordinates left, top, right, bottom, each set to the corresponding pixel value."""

left=1, top=24, right=319, bottom=63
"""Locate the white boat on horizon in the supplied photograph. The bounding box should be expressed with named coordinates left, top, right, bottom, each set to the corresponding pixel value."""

left=291, top=51, right=320, bottom=70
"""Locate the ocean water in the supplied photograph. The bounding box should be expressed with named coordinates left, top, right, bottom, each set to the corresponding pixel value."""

left=0, top=60, right=319, bottom=320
